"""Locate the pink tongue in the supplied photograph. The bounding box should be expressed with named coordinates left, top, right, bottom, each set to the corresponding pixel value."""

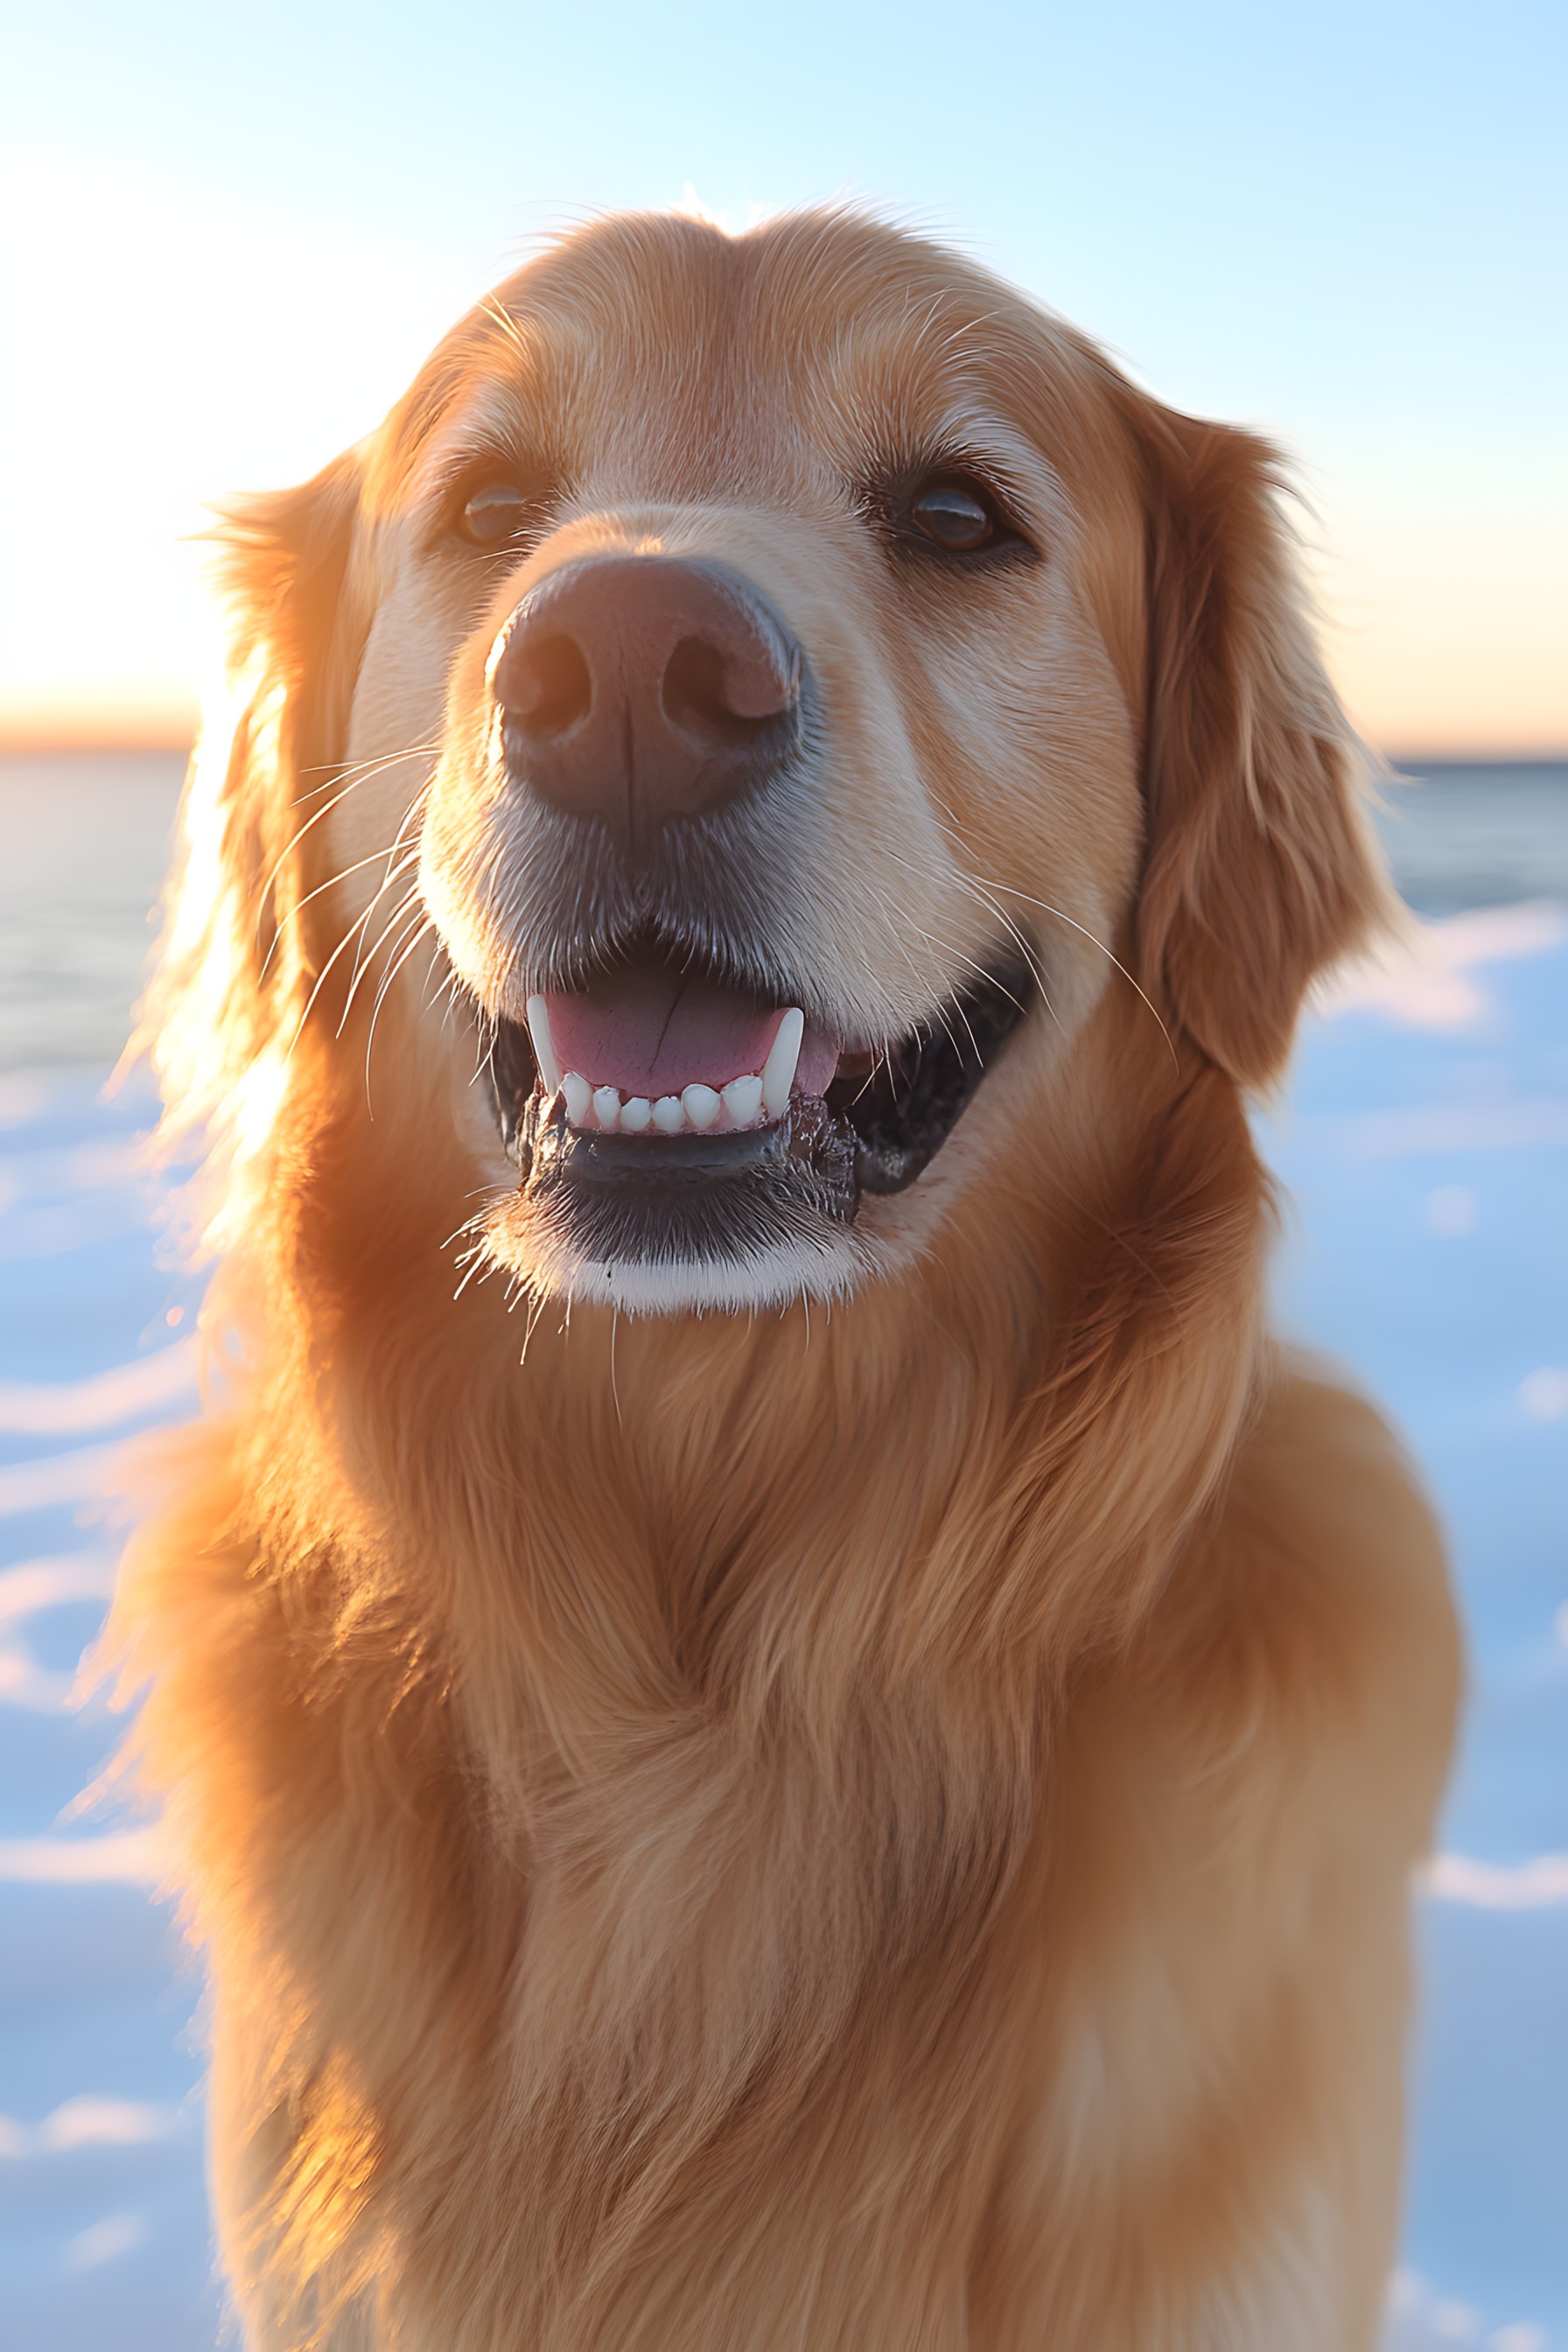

left=544, top=966, right=837, bottom=1100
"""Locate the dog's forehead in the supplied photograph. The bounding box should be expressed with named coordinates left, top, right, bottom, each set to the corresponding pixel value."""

left=385, top=213, right=1105, bottom=509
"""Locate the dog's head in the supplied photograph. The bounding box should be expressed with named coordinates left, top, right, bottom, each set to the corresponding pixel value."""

left=155, top=210, right=1384, bottom=1320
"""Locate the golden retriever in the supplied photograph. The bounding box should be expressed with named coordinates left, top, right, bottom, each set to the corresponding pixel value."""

left=113, top=207, right=1459, bottom=2348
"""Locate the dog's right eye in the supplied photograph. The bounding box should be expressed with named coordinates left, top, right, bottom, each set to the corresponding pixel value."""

left=910, top=480, right=998, bottom=551
left=458, top=482, right=536, bottom=547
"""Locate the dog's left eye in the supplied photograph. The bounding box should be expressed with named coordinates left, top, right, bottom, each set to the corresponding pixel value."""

left=909, top=479, right=999, bottom=552
left=458, top=482, right=536, bottom=547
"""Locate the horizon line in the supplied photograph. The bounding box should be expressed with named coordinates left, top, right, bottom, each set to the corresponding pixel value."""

left=3, top=732, right=1565, bottom=769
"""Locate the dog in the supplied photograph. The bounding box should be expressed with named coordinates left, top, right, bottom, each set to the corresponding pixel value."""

left=112, top=207, right=1459, bottom=2348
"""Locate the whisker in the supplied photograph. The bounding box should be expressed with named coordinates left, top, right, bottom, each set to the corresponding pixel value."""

left=294, top=736, right=444, bottom=799
left=262, top=836, right=424, bottom=979
left=860, top=862, right=1029, bottom=1061
left=923, top=816, right=1177, bottom=1068
left=933, top=868, right=1063, bottom=1038
left=338, top=875, right=425, bottom=1022
left=361, top=913, right=438, bottom=1110
left=518, top=1284, right=550, bottom=1368
left=255, top=742, right=440, bottom=939
left=849, top=872, right=970, bottom=1061
left=284, top=883, right=404, bottom=1060
left=984, top=884, right=1175, bottom=1067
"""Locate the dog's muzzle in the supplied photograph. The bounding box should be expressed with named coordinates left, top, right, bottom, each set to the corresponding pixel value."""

left=466, top=551, right=1035, bottom=1291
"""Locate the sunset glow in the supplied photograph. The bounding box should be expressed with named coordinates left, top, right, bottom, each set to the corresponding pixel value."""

left=3, top=1, right=1563, bottom=759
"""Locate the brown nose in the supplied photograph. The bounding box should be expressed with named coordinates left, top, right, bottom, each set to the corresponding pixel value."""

left=491, top=555, right=805, bottom=856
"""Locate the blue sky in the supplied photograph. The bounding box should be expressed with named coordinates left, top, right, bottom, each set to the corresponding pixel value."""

left=3, top=0, right=1564, bottom=749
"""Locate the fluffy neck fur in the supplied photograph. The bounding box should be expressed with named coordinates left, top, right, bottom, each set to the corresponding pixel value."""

left=118, top=986, right=1271, bottom=2344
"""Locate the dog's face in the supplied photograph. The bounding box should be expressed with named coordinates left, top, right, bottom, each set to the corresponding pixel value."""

left=174, top=210, right=1380, bottom=1321
left=340, top=214, right=1149, bottom=1314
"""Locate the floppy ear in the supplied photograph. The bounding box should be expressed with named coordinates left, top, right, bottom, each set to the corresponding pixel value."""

left=1131, top=410, right=1390, bottom=1088
left=141, top=452, right=368, bottom=1162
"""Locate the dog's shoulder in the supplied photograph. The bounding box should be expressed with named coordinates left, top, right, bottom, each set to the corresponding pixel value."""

left=1228, top=1353, right=1455, bottom=1652
left=1184, top=1349, right=1461, bottom=1849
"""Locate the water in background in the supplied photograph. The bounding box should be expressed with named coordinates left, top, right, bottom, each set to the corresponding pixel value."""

left=1, top=752, right=1564, bottom=2348
left=0, top=754, right=187, bottom=1074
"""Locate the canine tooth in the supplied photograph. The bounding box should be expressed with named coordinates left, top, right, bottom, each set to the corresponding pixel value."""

left=562, top=1071, right=592, bottom=1127
left=592, top=1084, right=621, bottom=1130
left=721, top=1073, right=764, bottom=1126
left=652, top=1094, right=686, bottom=1134
left=620, top=1095, right=652, bottom=1133
left=760, top=1008, right=805, bottom=1118
left=525, top=995, right=563, bottom=1094
left=682, top=1083, right=721, bottom=1130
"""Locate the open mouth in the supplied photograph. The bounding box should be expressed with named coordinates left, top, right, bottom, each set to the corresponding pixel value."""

left=483, top=935, right=1032, bottom=1280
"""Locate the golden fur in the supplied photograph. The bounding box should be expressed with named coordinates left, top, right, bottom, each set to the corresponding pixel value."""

left=111, top=209, right=1459, bottom=2348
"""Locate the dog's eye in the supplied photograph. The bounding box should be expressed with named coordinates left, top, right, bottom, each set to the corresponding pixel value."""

left=909, top=479, right=998, bottom=552
left=458, top=482, right=536, bottom=548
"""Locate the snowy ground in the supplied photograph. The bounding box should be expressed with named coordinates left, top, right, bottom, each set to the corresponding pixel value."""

left=1276, top=906, right=1568, bottom=2349
left=0, top=757, right=1563, bottom=2347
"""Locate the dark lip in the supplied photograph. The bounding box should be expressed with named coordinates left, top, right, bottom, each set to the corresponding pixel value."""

left=481, top=942, right=1033, bottom=1250
left=521, top=1091, right=864, bottom=1266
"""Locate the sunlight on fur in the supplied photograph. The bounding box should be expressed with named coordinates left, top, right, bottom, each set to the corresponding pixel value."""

left=110, top=206, right=1458, bottom=2349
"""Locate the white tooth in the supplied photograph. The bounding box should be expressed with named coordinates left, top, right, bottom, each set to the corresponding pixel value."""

left=682, top=1082, right=721, bottom=1130
left=652, top=1093, right=686, bottom=1134
left=592, top=1084, right=621, bottom=1130
left=721, top=1073, right=764, bottom=1127
left=562, top=1071, right=592, bottom=1127
left=620, top=1095, right=652, bottom=1133
left=525, top=995, right=563, bottom=1094
left=760, top=1007, right=805, bottom=1118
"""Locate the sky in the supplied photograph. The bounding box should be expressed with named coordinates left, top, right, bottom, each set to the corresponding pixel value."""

left=1, top=0, right=1563, bottom=756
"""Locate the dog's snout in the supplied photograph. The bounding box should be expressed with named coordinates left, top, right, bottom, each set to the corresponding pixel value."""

left=493, top=555, right=805, bottom=854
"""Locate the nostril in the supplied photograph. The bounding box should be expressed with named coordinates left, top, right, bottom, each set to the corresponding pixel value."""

left=662, top=635, right=791, bottom=750
left=495, top=556, right=807, bottom=841
left=499, top=631, right=592, bottom=741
